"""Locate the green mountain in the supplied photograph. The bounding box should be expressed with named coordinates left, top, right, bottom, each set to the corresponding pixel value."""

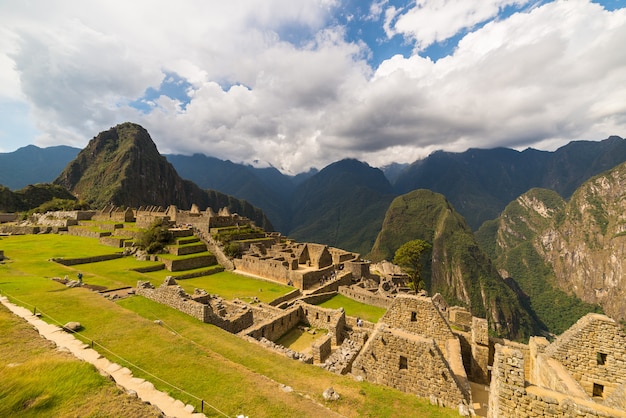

left=475, top=188, right=602, bottom=335
left=0, top=145, right=80, bottom=190
left=53, top=122, right=272, bottom=230
left=369, top=189, right=535, bottom=340
left=0, top=183, right=77, bottom=213
left=393, top=136, right=626, bottom=230
left=480, top=160, right=626, bottom=327
left=289, top=159, right=396, bottom=256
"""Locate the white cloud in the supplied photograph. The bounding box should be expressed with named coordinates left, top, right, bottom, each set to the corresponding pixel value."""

left=0, top=0, right=624, bottom=173
left=385, top=0, right=532, bottom=51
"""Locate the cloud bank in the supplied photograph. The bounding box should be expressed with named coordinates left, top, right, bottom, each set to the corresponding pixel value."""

left=1, top=0, right=624, bottom=173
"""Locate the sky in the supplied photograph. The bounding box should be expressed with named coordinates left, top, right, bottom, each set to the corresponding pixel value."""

left=1, top=0, right=625, bottom=174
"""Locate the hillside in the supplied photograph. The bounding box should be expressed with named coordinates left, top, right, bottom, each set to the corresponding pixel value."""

left=0, top=183, right=78, bottom=213
left=289, top=159, right=396, bottom=256
left=475, top=188, right=603, bottom=335
left=53, top=122, right=272, bottom=230
left=369, top=189, right=535, bottom=340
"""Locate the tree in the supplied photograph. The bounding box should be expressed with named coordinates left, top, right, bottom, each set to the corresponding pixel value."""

left=393, top=239, right=432, bottom=291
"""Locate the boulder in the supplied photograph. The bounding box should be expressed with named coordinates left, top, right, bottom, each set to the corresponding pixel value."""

left=63, top=321, right=82, bottom=332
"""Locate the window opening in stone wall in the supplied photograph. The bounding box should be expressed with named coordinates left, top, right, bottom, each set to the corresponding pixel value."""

left=399, top=356, right=408, bottom=370
left=327, top=315, right=331, bottom=322
left=597, top=352, right=607, bottom=365
left=410, top=311, right=417, bottom=322
left=316, top=312, right=319, bottom=319
left=593, top=383, right=604, bottom=397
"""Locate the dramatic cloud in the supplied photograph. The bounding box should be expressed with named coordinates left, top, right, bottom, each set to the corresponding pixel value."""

left=0, top=0, right=624, bottom=173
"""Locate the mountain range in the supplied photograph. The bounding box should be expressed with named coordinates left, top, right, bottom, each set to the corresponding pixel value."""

left=2, top=122, right=626, bottom=340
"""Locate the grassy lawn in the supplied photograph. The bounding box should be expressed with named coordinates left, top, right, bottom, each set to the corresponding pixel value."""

left=0, top=234, right=458, bottom=417
left=0, top=303, right=161, bottom=418
left=317, top=294, right=387, bottom=323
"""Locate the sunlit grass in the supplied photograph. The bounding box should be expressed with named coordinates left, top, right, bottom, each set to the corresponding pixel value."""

left=317, top=294, right=387, bottom=323
left=0, top=234, right=457, bottom=417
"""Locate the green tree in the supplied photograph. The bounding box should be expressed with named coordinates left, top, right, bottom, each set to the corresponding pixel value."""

left=137, top=220, right=174, bottom=254
left=393, top=239, right=432, bottom=291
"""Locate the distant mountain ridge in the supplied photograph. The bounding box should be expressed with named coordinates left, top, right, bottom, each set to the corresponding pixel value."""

left=0, top=145, right=80, bottom=190
left=2, top=127, right=625, bottom=253
left=393, top=136, right=626, bottom=230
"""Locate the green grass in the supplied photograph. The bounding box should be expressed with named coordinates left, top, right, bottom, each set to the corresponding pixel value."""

left=0, top=303, right=161, bottom=418
left=317, top=294, right=387, bottom=323
left=276, top=326, right=328, bottom=352
left=0, top=234, right=457, bottom=417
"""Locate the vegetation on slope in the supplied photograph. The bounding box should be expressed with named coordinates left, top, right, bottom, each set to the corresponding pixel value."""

left=369, top=189, right=535, bottom=340
left=476, top=188, right=603, bottom=335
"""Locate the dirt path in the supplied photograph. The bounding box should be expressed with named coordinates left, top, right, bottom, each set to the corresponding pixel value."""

left=0, top=296, right=209, bottom=418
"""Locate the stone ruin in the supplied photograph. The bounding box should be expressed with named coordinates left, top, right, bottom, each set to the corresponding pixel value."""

left=488, top=313, right=626, bottom=417
left=234, top=241, right=361, bottom=290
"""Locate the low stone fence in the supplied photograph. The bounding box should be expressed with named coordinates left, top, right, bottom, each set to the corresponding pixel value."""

left=52, top=253, right=124, bottom=266
left=0, top=225, right=42, bottom=234
left=67, top=226, right=112, bottom=239
left=268, top=289, right=301, bottom=307
left=240, top=335, right=313, bottom=364
left=168, top=266, right=225, bottom=280
left=338, top=285, right=393, bottom=309
left=298, top=291, right=337, bottom=306
left=131, top=264, right=165, bottom=273
left=99, top=236, right=131, bottom=248
left=245, top=306, right=303, bottom=342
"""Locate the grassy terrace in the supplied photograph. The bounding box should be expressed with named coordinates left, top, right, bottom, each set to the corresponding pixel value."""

left=319, top=294, right=387, bottom=323
left=0, top=234, right=457, bottom=417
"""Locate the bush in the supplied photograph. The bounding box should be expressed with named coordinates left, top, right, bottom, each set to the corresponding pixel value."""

left=137, top=220, right=173, bottom=254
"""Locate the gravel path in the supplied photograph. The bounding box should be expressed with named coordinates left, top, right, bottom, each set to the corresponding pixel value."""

left=0, top=296, right=208, bottom=418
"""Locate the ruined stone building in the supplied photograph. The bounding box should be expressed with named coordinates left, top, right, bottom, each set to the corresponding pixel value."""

left=352, top=294, right=472, bottom=412
left=489, top=313, right=626, bottom=417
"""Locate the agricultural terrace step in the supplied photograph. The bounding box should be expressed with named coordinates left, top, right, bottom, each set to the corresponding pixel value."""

left=169, top=228, right=194, bottom=238
left=158, top=253, right=218, bottom=272
left=176, top=236, right=200, bottom=245
left=168, top=265, right=225, bottom=280
left=167, top=243, right=207, bottom=256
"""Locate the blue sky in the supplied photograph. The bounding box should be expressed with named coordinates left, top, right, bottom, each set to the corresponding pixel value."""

left=1, top=0, right=625, bottom=173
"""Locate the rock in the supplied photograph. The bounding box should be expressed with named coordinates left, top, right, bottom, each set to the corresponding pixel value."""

left=322, top=387, right=340, bottom=401
left=280, top=384, right=293, bottom=393
left=66, top=280, right=81, bottom=288
left=63, top=321, right=82, bottom=332
left=154, top=319, right=163, bottom=325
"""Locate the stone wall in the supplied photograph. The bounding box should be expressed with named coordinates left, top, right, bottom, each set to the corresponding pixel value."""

left=268, top=289, right=301, bottom=307
left=67, top=226, right=112, bottom=238
left=99, top=236, right=130, bottom=248
left=543, top=313, right=626, bottom=400
left=312, top=334, right=332, bottom=363
left=52, top=253, right=123, bottom=266
left=338, top=285, right=392, bottom=309
left=244, top=306, right=303, bottom=341
left=0, top=225, right=41, bottom=234
left=488, top=344, right=626, bottom=418
left=297, top=291, right=337, bottom=306
left=299, top=303, right=346, bottom=345
left=136, top=281, right=208, bottom=322
left=352, top=326, right=470, bottom=409
left=381, top=294, right=455, bottom=350
left=159, top=254, right=216, bottom=272
left=0, top=213, right=17, bottom=223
